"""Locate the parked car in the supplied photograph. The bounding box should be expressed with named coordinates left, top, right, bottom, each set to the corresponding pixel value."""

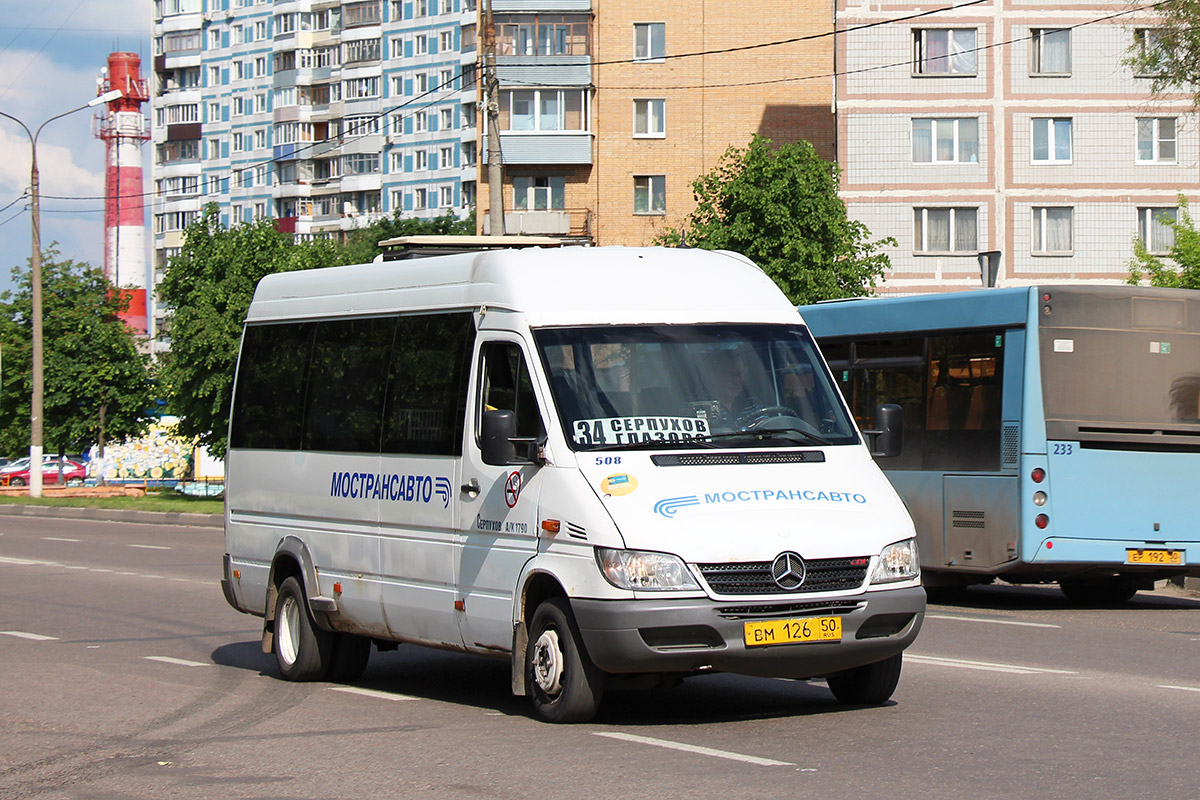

left=0, top=458, right=86, bottom=487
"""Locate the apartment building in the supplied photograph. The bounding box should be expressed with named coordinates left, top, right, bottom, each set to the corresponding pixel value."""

left=151, top=0, right=475, bottom=337
left=478, top=0, right=837, bottom=244
left=836, top=0, right=1198, bottom=294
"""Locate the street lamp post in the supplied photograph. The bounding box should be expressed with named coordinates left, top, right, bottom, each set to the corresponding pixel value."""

left=0, top=89, right=123, bottom=498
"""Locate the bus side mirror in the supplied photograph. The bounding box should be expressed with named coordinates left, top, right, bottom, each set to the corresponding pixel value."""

left=863, top=403, right=903, bottom=458
left=481, top=409, right=541, bottom=466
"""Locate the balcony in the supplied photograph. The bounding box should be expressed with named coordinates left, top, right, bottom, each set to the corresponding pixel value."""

left=482, top=208, right=592, bottom=238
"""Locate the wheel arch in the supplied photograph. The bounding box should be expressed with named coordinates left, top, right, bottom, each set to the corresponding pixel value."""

left=510, top=569, right=568, bottom=697
left=262, top=536, right=335, bottom=653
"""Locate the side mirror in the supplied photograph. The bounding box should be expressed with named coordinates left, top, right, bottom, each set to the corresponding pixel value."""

left=863, top=403, right=903, bottom=458
left=481, top=409, right=541, bottom=466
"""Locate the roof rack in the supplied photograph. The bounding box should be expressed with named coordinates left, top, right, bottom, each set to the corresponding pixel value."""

left=376, top=234, right=566, bottom=261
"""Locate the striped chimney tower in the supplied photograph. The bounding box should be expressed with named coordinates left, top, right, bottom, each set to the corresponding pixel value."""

left=94, top=52, right=151, bottom=335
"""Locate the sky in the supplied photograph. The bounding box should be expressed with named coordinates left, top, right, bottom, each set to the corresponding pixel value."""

left=0, top=0, right=152, bottom=296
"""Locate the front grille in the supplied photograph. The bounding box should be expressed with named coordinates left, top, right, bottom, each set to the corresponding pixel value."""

left=652, top=451, right=825, bottom=467
left=696, top=557, right=869, bottom=595
left=716, top=600, right=863, bottom=620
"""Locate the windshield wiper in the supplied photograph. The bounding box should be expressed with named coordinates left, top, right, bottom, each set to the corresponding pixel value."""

left=704, top=427, right=831, bottom=446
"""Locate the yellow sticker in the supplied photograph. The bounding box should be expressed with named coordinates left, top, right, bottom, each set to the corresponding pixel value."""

left=601, top=473, right=638, bottom=496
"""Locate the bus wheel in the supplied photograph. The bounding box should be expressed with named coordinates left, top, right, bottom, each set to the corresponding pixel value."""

left=1058, top=576, right=1138, bottom=606
left=273, top=576, right=333, bottom=681
left=328, top=633, right=371, bottom=683
left=826, top=653, right=903, bottom=705
left=526, top=598, right=605, bottom=723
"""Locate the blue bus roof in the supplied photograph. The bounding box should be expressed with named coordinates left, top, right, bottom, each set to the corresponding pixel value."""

left=797, top=287, right=1034, bottom=338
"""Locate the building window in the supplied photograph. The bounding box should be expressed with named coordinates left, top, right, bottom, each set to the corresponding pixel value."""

left=912, top=118, right=978, bottom=163
left=633, top=175, right=666, bottom=214
left=1032, top=207, right=1073, bottom=254
left=913, top=28, right=976, bottom=75
left=634, top=23, right=665, bottom=61
left=415, top=149, right=429, bottom=170
left=414, top=188, right=429, bottom=210
left=439, top=30, right=454, bottom=51
left=439, top=145, right=454, bottom=168
left=414, top=110, right=428, bottom=132
left=1133, top=28, right=1166, bottom=77
left=1030, top=28, right=1070, bottom=75
left=1137, top=117, right=1176, bottom=162
left=633, top=99, right=665, bottom=137
left=501, top=89, right=587, bottom=132
left=344, top=38, right=381, bottom=63
left=414, top=34, right=428, bottom=55
left=914, top=207, right=977, bottom=253
left=439, top=107, right=454, bottom=130
left=344, top=76, right=380, bottom=99
left=440, top=185, right=454, bottom=207
left=514, top=175, right=565, bottom=210
left=1137, top=207, right=1177, bottom=253
left=1031, top=117, right=1071, bottom=163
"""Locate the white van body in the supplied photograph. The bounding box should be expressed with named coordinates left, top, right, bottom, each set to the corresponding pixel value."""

left=221, top=246, right=925, bottom=722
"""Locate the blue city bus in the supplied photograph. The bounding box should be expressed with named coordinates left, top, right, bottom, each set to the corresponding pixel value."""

left=798, top=285, right=1200, bottom=603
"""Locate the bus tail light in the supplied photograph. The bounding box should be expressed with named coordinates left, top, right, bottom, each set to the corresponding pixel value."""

left=1035, top=514, right=1049, bottom=529
left=1031, top=468, right=1045, bottom=483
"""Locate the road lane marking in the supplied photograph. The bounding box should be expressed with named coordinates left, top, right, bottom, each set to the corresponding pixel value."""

left=1, top=630, right=59, bottom=641
left=42, top=537, right=81, bottom=542
left=0, top=554, right=209, bottom=585
left=1158, top=684, right=1200, bottom=693
left=128, top=544, right=171, bottom=550
left=927, top=613, right=1060, bottom=629
left=330, top=686, right=417, bottom=702
left=593, top=732, right=794, bottom=767
left=144, top=656, right=209, bottom=667
left=0, top=555, right=48, bottom=566
left=907, top=654, right=1077, bottom=675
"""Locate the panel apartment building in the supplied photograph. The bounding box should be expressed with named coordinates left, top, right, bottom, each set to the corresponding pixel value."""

left=836, top=0, right=1198, bottom=295
left=151, top=0, right=476, bottom=337
left=153, top=0, right=838, bottom=300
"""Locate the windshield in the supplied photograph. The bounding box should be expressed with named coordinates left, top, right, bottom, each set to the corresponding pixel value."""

left=535, top=324, right=859, bottom=451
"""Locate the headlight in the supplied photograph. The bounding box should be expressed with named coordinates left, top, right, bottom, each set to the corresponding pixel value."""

left=870, top=538, right=920, bottom=584
left=595, top=547, right=700, bottom=591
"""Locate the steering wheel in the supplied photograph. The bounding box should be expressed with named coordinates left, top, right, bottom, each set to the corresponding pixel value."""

left=735, top=405, right=813, bottom=431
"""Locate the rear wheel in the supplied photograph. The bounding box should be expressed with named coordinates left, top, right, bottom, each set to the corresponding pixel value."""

left=10, top=477, right=25, bottom=487
left=273, top=576, right=334, bottom=681
left=826, top=653, right=903, bottom=705
left=526, top=597, right=605, bottom=723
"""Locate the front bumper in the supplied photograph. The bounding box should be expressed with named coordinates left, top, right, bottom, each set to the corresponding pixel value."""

left=571, top=585, right=925, bottom=678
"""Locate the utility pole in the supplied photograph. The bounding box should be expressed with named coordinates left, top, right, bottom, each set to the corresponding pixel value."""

left=483, top=0, right=504, bottom=236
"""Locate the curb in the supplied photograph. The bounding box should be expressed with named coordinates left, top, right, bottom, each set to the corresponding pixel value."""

left=0, top=504, right=222, bottom=528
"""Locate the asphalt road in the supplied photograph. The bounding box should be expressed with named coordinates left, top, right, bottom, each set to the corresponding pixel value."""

left=1, top=514, right=1198, bottom=799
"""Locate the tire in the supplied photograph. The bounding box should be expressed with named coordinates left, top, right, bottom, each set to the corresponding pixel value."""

left=66, top=478, right=83, bottom=487
left=1059, top=576, right=1138, bottom=606
left=526, top=597, right=605, bottom=723
left=10, top=477, right=25, bottom=487
left=273, top=576, right=334, bottom=681
left=826, top=653, right=903, bottom=705
left=327, top=633, right=371, bottom=683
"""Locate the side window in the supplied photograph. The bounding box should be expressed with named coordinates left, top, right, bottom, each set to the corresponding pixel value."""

left=479, top=341, right=544, bottom=441
left=303, top=317, right=395, bottom=452
left=230, top=322, right=314, bottom=450
left=845, top=338, right=926, bottom=471
left=924, top=332, right=1004, bottom=470
left=382, top=312, right=474, bottom=455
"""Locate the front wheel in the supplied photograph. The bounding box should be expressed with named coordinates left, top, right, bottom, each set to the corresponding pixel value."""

left=826, top=653, right=903, bottom=705
left=526, top=597, right=605, bottom=723
left=9, top=477, right=25, bottom=487
left=273, top=576, right=334, bottom=681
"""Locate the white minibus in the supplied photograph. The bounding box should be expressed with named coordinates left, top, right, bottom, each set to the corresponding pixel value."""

left=220, top=245, right=925, bottom=722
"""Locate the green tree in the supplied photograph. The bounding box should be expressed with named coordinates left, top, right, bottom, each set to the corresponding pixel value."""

left=339, top=211, right=475, bottom=264
left=1123, top=3, right=1200, bottom=106
left=1128, top=195, right=1200, bottom=289
left=0, top=247, right=154, bottom=458
left=157, top=205, right=343, bottom=457
left=658, top=136, right=895, bottom=304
